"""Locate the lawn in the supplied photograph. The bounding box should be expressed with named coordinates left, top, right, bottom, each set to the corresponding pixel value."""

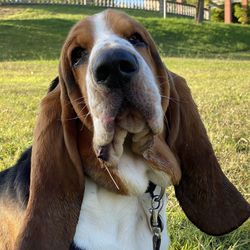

left=0, top=4, right=249, bottom=250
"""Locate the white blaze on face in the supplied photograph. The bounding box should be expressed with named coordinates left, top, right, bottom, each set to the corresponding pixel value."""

left=86, top=11, right=163, bottom=153
left=91, top=12, right=135, bottom=56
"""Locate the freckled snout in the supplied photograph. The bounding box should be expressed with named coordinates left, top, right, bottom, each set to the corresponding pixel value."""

left=93, top=48, right=139, bottom=88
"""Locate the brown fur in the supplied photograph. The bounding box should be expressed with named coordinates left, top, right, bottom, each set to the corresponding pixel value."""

left=14, top=87, right=84, bottom=249
left=0, top=10, right=249, bottom=250
left=166, top=73, right=250, bottom=235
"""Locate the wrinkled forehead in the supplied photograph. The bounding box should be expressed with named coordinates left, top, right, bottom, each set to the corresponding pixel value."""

left=69, top=10, right=144, bottom=48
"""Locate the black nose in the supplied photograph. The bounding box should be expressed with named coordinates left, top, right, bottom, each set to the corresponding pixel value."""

left=93, top=49, right=139, bottom=88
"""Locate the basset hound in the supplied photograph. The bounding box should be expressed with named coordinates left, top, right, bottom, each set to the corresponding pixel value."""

left=0, top=9, right=249, bottom=250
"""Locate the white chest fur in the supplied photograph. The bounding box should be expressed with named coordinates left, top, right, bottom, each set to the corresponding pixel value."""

left=73, top=149, right=171, bottom=250
left=73, top=177, right=170, bottom=250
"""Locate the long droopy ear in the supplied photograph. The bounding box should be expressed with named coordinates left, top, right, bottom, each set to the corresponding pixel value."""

left=166, top=72, right=250, bottom=236
left=14, top=48, right=85, bottom=250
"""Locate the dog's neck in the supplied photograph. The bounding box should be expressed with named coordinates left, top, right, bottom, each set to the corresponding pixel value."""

left=73, top=151, right=170, bottom=250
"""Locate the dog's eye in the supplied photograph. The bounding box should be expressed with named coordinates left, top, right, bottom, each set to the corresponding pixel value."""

left=128, top=33, right=147, bottom=48
left=71, top=47, right=88, bottom=68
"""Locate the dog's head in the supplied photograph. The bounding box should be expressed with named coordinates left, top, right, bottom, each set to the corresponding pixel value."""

left=15, top=10, right=250, bottom=250
left=59, top=10, right=178, bottom=194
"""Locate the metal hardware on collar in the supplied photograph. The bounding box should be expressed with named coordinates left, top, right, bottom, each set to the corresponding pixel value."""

left=149, top=186, right=165, bottom=250
left=152, top=187, right=165, bottom=204
left=146, top=181, right=156, bottom=197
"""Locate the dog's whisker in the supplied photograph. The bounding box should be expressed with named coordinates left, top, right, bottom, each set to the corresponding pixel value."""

left=161, top=95, right=178, bottom=104
left=64, top=97, right=85, bottom=107
left=64, top=111, right=89, bottom=121
left=78, top=104, right=88, bottom=113
left=63, top=100, right=85, bottom=107
left=72, top=96, right=85, bottom=102
left=160, top=95, right=186, bottom=104
left=82, top=111, right=91, bottom=123
left=160, top=95, right=171, bottom=100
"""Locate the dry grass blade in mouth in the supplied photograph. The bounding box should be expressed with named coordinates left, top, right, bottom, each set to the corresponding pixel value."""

left=104, top=165, right=120, bottom=190
left=99, top=158, right=120, bottom=190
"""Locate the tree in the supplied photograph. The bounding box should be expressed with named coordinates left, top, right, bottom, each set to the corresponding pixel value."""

left=196, top=0, right=204, bottom=23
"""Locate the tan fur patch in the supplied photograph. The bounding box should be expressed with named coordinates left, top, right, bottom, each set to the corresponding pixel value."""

left=0, top=199, right=24, bottom=250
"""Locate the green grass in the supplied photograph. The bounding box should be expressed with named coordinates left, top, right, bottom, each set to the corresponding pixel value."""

left=0, top=4, right=249, bottom=250
left=1, top=4, right=250, bottom=60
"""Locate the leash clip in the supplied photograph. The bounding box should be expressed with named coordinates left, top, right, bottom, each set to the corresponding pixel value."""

left=149, top=188, right=165, bottom=250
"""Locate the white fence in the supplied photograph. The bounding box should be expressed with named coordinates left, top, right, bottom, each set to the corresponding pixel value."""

left=0, top=0, right=210, bottom=20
